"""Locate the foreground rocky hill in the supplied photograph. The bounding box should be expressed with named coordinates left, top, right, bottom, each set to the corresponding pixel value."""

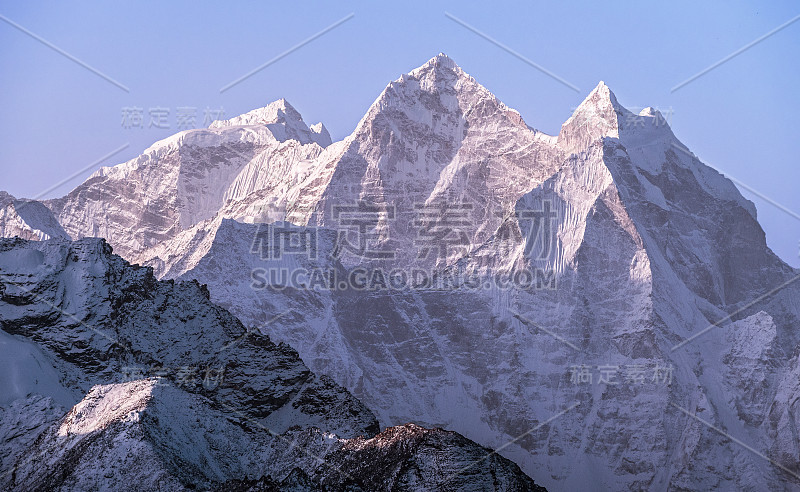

left=0, top=237, right=540, bottom=490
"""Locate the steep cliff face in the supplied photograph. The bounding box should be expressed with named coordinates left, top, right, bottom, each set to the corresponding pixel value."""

left=2, top=53, right=799, bottom=490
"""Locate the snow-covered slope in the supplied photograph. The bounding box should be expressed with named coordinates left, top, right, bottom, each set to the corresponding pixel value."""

left=42, top=99, right=329, bottom=258
left=0, top=192, right=68, bottom=241
left=7, top=377, right=539, bottom=491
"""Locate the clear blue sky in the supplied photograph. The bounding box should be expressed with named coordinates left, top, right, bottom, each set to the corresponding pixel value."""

left=1, top=1, right=798, bottom=266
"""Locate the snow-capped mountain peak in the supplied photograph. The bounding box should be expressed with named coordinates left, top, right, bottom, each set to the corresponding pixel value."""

left=209, top=98, right=330, bottom=147
left=209, top=97, right=300, bottom=128
left=558, top=80, right=629, bottom=152
left=410, top=52, right=461, bottom=74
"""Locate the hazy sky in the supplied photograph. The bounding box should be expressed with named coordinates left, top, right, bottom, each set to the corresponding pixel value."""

left=1, top=1, right=798, bottom=266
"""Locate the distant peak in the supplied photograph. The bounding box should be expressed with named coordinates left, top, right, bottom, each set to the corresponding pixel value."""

left=354, top=53, right=510, bottom=137
left=639, top=106, right=657, bottom=117
left=561, top=81, right=624, bottom=129
left=309, top=122, right=332, bottom=147
left=427, top=52, right=458, bottom=68
left=262, top=98, right=302, bottom=120
left=557, top=81, right=626, bottom=151
left=204, top=99, right=331, bottom=146
left=209, top=98, right=303, bottom=129
left=584, top=81, right=622, bottom=111
left=407, top=52, right=465, bottom=80
left=558, top=82, right=679, bottom=151
left=270, top=98, right=298, bottom=114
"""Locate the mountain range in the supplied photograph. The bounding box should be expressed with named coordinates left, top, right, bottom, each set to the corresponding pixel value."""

left=2, top=53, right=799, bottom=491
